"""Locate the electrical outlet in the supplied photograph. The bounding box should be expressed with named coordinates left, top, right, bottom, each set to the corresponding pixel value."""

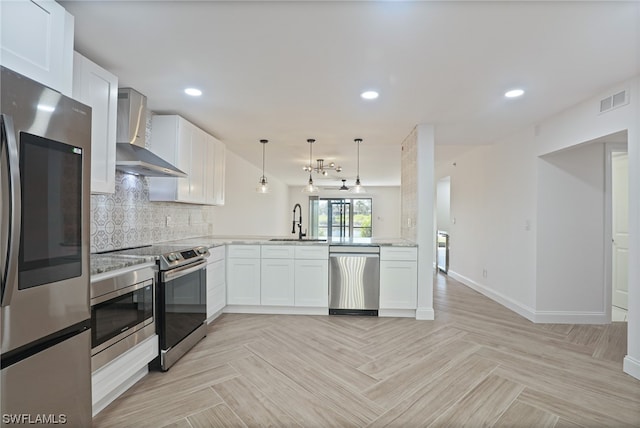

left=166, top=215, right=173, bottom=227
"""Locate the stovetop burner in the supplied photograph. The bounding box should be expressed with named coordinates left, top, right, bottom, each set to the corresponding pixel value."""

left=100, top=244, right=210, bottom=270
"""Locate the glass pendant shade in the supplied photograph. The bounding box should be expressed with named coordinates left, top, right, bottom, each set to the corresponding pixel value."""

left=301, top=139, right=318, bottom=193
left=301, top=174, right=318, bottom=193
left=351, top=177, right=365, bottom=193
left=256, top=139, right=270, bottom=193
left=257, top=176, right=269, bottom=193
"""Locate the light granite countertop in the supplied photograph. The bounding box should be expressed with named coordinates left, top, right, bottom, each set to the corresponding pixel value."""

left=90, top=236, right=417, bottom=277
left=90, top=254, right=156, bottom=276
left=162, top=235, right=417, bottom=248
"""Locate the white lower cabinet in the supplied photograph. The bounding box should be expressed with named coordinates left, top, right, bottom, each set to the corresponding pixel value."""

left=294, top=259, right=329, bottom=307
left=226, top=244, right=328, bottom=313
left=261, top=259, right=295, bottom=306
left=206, top=246, right=226, bottom=321
left=379, top=247, right=418, bottom=314
left=380, top=261, right=417, bottom=309
left=226, top=245, right=261, bottom=305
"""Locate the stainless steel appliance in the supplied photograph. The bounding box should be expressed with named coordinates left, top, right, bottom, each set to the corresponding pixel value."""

left=437, top=231, right=449, bottom=273
left=329, top=246, right=380, bottom=316
left=107, top=245, right=209, bottom=371
left=1, top=67, right=92, bottom=426
left=115, top=88, right=186, bottom=177
left=90, top=263, right=156, bottom=372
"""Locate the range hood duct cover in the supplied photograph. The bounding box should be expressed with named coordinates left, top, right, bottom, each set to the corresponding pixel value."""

left=115, top=88, right=186, bottom=177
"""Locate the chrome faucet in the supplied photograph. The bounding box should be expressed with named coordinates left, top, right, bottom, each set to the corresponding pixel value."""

left=292, top=203, right=306, bottom=240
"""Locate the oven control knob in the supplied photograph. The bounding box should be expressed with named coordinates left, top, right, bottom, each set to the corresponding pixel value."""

left=167, top=253, right=178, bottom=262
left=197, top=247, right=206, bottom=255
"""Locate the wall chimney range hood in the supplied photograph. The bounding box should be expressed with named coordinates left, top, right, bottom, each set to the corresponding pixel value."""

left=115, top=88, right=186, bottom=177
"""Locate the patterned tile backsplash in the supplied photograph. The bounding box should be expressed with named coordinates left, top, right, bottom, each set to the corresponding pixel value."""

left=90, top=171, right=215, bottom=253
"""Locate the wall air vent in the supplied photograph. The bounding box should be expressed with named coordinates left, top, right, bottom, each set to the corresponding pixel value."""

left=599, top=89, right=629, bottom=114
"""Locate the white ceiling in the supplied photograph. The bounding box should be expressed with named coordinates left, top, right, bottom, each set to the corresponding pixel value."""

left=61, top=1, right=640, bottom=187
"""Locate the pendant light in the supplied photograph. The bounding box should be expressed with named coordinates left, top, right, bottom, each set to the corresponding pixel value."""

left=301, top=139, right=318, bottom=193
left=350, top=138, right=366, bottom=193
left=339, top=179, right=349, bottom=191
left=256, top=139, right=270, bottom=194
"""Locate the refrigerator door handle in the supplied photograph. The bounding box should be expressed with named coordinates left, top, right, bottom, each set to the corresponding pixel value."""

left=1, top=114, right=21, bottom=307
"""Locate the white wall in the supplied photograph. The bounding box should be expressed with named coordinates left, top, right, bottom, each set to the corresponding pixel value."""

left=436, top=125, right=538, bottom=316
left=434, top=74, right=640, bottom=380
left=536, top=143, right=606, bottom=319
left=211, top=150, right=290, bottom=236
left=287, top=186, right=401, bottom=238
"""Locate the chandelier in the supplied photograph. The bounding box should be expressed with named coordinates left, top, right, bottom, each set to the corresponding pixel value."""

left=303, top=158, right=342, bottom=176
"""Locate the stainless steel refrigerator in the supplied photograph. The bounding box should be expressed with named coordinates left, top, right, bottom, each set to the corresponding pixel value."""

left=1, top=67, right=92, bottom=426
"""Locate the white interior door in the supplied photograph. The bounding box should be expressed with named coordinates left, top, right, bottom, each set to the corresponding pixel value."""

left=612, top=152, right=629, bottom=310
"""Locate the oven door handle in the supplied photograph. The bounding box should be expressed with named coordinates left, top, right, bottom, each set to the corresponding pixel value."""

left=161, top=259, right=207, bottom=282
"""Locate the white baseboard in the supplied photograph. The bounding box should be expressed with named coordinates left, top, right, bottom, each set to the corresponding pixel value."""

left=623, top=355, right=640, bottom=381
left=447, top=270, right=611, bottom=324
left=224, top=305, right=328, bottom=316
left=448, top=270, right=536, bottom=322
left=379, top=309, right=416, bottom=318
left=534, top=310, right=609, bottom=324
left=416, top=307, right=435, bottom=320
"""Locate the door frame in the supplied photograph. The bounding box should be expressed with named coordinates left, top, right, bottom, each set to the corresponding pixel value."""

left=604, top=142, right=628, bottom=321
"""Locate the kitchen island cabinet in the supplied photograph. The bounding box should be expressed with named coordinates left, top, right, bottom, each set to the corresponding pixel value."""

left=379, top=247, right=418, bottom=317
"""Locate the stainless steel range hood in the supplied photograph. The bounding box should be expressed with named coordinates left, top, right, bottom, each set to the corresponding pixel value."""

left=115, top=88, right=186, bottom=177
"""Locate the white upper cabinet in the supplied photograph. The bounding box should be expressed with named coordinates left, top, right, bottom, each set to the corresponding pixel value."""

left=206, top=135, right=225, bottom=206
left=149, top=115, right=225, bottom=205
left=0, top=0, right=74, bottom=96
left=72, top=52, right=118, bottom=194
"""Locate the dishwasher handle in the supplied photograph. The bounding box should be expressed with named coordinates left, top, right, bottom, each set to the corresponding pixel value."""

left=329, top=253, right=379, bottom=258
left=329, top=246, right=379, bottom=254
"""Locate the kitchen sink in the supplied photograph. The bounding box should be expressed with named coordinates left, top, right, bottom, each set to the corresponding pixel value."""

left=269, top=238, right=327, bottom=242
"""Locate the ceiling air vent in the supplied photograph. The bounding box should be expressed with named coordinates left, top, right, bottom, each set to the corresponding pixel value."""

left=599, top=89, right=629, bottom=114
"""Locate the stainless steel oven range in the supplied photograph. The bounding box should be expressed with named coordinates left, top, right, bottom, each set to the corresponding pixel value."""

left=90, top=262, right=156, bottom=372
left=107, top=245, right=210, bottom=371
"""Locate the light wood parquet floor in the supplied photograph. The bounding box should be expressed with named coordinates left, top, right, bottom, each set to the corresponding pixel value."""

left=93, top=273, right=640, bottom=427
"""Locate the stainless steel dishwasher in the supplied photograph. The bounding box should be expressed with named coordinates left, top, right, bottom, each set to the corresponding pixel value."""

left=329, top=246, right=380, bottom=316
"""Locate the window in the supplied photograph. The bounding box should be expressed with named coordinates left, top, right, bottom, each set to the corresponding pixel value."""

left=310, top=198, right=372, bottom=238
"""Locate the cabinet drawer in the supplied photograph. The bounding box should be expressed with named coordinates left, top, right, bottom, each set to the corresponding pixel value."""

left=294, top=246, right=329, bottom=260
left=227, top=245, right=261, bottom=259
left=209, top=245, right=225, bottom=262
left=380, top=247, right=417, bottom=261
left=261, top=245, right=296, bottom=259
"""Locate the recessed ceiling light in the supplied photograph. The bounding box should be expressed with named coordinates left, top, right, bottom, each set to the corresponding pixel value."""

left=184, top=88, right=202, bottom=97
left=505, top=89, right=524, bottom=98
left=361, top=90, right=379, bottom=100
